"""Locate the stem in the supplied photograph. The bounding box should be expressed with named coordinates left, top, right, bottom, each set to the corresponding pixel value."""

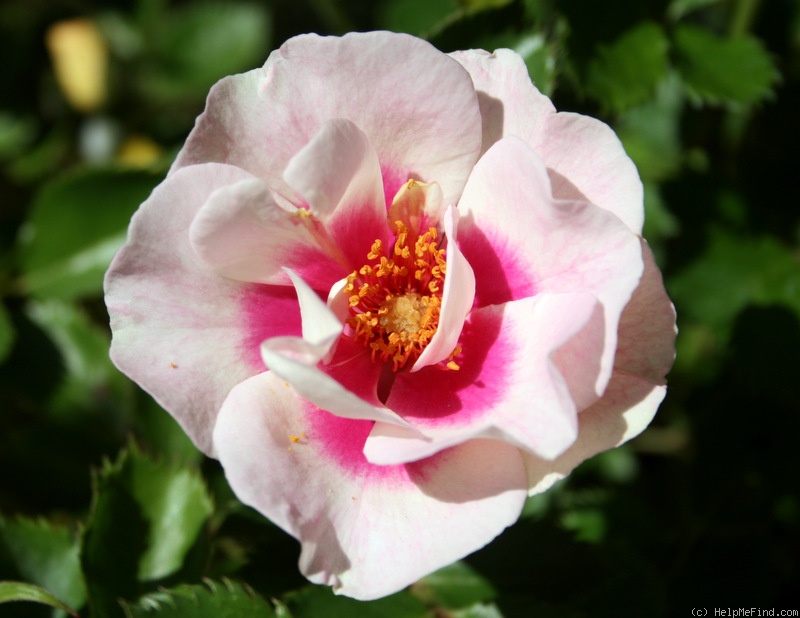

left=729, top=0, right=761, bottom=38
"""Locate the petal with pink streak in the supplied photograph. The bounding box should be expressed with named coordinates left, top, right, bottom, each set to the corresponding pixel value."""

left=284, top=119, right=383, bottom=220
left=213, top=370, right=528, bottom=600
left=285, top=268, right=343, bottom=350
left=189, top=176, right=344, bottom=289
left=457, top=137, right=643, bottom=401
left=172, top=32, right=483, bottom=208
left=450, top=48, right=643, bottom=233
left=524, top=239, right=677, bottom=494
left=370, top=292, right=600, bottom=464
left=412, top=206, right=475, bottom=371
left=283, top=119, right=391, bottom=271
left=104, top=163, right=303, bottom=455
left=261, top=337, right=416, bottom=432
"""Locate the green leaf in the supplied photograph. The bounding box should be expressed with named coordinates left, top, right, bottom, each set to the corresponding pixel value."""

left=132, top=455, right=214, bottom=581
left=0, top=112, right=37, bottom=161
left=559, top=508, right=607, bottom=543
left=135, top=393, right=203, bottom=465
left=459, top=0, right=513, bottom=10
left=0, top=517, right=86, bottom=613
left=0, top=581, right=78, bottom=616
left=674, top=25, right=779, bottom=108
left=668, top=229, right=800, bottom=335
left=143, top=2, right=271, bottom=103
left=6, top=126, right=71, bottom=184
left=411, top=561, right=496, bottom=609
left=643, top=183, right=680, bottom=249
left=518, top=31, right=560, bottom=98
left=282, top=585, right=429, bottom=618
left=0, top=303, right=14, bottom=363
left=586, top=22, right=669, bottom=113
left=376, top=0, right=459, bottom=37
left=451, top=603, right=505, bottom=618
left=617, top=72, right=683, bottom=183
left=81, top=447, right=214, bottom=616
left=122, top=579, right=277, bottom=618
left=19, top=166, right=163, bottom=300
left=25, top=299, right=131, bottom=416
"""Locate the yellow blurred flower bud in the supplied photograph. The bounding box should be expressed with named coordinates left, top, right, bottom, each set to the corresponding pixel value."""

left=46, top=18, right=108, bottom=113
left=117, top=135, right=163, bottom=168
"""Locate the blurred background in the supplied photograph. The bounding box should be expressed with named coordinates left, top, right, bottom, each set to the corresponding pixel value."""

left=0, top=0, right=798, bottom=616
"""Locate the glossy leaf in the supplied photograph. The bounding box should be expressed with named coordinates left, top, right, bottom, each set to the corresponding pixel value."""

left=412, top=561, right=496, bottom=609
left=668, top=229, right=800, bottom=333
left=376, top=0, right=458, bottom=37
left=25, top=299, right=131, bottom=415
left=617, top=72, right=683, bottom=183
left=674, top=25, right=779, bottom=108
left=460, top=0, right=513, bottom=10
left=451, top=603, right=504, bottom=618
left=0, top=581, right=78, bottom=616
left=0, top=517, right=86, bottom=613
left=81, top=448, right=213, bottom=616
left=132, top=454, right=214, bottom=581
left=122, top=579, right=277, bottom=618
left=19, top=167, right=163, bottom=300
left=282, top=585, right=429, bottom=618
left=518, top=31, right=560, bottom=97
left=142, top=2, right=271, bottom=103
left=0, top=112, right=37, bottom=161
left=586, top=22, right=669, bottom=113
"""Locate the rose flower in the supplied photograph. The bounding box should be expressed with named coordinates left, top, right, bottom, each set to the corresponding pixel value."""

left=105, top=31, right=676, bottom=600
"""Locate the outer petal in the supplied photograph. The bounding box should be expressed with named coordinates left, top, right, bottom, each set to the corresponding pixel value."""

left=188, top=176, right=344, bottom=288
left=450, top=48, right=643, bottom=233
left=213, top=371, right=528, bottom=600
left=368, top=292, right=597, bottom=464
left=447, top=48, right=554, bottom=159
left=173, top=31, right=483, bottom=208
left=105, top=163, right=303, bottom=454
left=457, top=137, right=643, bottom=402
left=524, top=240, right=677, bottom=493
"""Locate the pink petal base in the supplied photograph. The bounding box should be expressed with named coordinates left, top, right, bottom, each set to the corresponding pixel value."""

left=214, top=370, right=528, bottom=600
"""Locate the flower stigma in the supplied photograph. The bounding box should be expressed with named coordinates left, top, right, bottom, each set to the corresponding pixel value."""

left=344, top=220, right=460, bottom=371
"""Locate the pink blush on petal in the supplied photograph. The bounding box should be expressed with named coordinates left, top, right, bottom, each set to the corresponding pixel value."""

left=284, top=243, right=349, bottom=291
left=458, top=228, right=536, bottom=307
left=328, top=199, right=393, bottom=270
left=306, top=401, right=447, bottom=487
left=387, top=308, right=514, bottom=427
left=240, top=284, right=303, bottom=371
left=305, top=405, right=404, bottom=481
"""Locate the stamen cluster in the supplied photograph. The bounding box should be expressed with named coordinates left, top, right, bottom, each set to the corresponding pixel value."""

left=345, top=221, right=447, bottom=370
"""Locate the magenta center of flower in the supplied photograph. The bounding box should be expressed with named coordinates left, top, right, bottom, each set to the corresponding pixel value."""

left=344, top=220, right=458, bottom=371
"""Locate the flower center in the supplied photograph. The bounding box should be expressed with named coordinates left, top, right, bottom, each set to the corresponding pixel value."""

left=344, top=221, right=446, bottom=370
